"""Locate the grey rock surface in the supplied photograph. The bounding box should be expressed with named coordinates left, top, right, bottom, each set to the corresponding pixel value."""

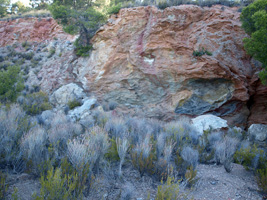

left=248, top=124, right=267, bottom=142
left=191, top=114, right=228, bottom=135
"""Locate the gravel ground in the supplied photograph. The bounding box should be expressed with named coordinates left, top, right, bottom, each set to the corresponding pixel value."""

left=6, top=163, right=263, bottom=200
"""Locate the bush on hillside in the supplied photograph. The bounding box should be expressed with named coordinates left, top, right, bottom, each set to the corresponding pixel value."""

left=0, top=66, right=24, bottom=103
left=21, top=125, right=50, bottom=176
left=22, top=91, right=52, bottom=115
left=215, top=136, right=239, bottom=172
left=0, top=104, right=30, bottom=172
left=131, top=134, right=155, bottom=177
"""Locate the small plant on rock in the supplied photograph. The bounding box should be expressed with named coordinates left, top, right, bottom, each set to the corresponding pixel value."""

left=67, top=99, right=81, bottom=110
left=193, top=47, right=212, bottom=57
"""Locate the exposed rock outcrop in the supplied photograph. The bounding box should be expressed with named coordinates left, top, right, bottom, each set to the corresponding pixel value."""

left=1, top=5, right=267, bottom=127
left=0, top=17, right=75, bottom=46
left=73, top=5, right=260, bottom=126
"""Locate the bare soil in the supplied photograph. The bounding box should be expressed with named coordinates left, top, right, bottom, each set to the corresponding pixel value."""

left=6, top=163, right=263, bottom=200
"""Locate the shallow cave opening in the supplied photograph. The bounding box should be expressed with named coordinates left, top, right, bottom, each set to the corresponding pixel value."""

left=246, top=94, right=254, bottom=111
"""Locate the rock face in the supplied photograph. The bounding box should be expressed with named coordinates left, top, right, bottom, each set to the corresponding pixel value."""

left=72, top=5, right=259, bottom=126
left=0, top=17, right=75, bottom=46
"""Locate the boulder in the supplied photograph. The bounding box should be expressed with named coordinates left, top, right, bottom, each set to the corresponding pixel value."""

left=68, top=98, right=97, bottom=120
left=191, top=114, right=228, bottom=135
left=50, top=83, right=86, bottom=106
left=248, top=124, right=267, bottom=142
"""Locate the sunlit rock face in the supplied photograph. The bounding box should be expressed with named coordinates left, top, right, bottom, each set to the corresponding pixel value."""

left=73, top=5, right=258, bottom=126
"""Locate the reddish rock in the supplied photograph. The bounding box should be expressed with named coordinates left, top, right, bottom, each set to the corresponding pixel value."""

left=0, top=17, right=74, bottom=46
left=72, top=5, right=262, bottom=126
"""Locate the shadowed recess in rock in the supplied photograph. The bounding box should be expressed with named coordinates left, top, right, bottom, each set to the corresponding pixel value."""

left=175, top=78, right=233, bottom=115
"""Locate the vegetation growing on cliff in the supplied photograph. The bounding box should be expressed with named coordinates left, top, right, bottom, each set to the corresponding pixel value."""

left=241, top=0, right=267, bottom=85
left=49, top=0, right=106, bottom=56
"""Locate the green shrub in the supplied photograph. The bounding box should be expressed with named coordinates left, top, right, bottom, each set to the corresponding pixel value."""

left=107, top=3, right=122, bottom=15
left=234, top=144, right=266, bottom=170
left=240, top=0, right=267, bottom=85
left=157, top=1, right=169, bottom=10
left=0, top=66, right=24, bottom=103
left=131, top=150, right=155, bottom=177
left=0, top=171, right=8, bottom=200
left=49, top=3, right=69, bottom=25
left=63, top=24, right=78, bottom=35
left=154, top=176, right=185, bottom=200
left=0, top=104, right=31, bottom=172
left=74, top=40, right=93, bottom=57
left=48, top=49, right=56, bottom=58
left=22, top=52, right=34, bottom=60
left=22, top=41, right=28, bottom=48
left=257, top=168, right=267, bottom=194
left=11, top=187, right=19, bottom=200
left=33, top=166, right=85, bottom=200
left=193, top=47, right=213, bottom=57
left=105, top=138, right=120, bottom=162
left=184, top=166, right=198, bottom=188
left=68, top=100, right=81, bottom=110
left=156, top=159, right=174, bottom=182
left=23, top=91, right=52, bottom=115
left=61, top=158, right=91, bottom=197
left=21, top=125, right=52, bottom=176
left=91, top=110, right=109, bottom=127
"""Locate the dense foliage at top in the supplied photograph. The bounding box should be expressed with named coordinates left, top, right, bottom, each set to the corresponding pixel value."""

left=240, top=0, right=267, bottom=85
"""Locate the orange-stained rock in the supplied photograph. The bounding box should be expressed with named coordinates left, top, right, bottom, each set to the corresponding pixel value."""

left=0, top=17, right=74, bottom=46
left=1, top=5, right=267, bottom=127
left=71, top=5, right=262, bottom=126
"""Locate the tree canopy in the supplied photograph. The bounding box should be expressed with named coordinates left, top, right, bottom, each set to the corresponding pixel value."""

left=0, top=0, right=10, bottom=17
left=49, top=0, right=106, bottom=56
left=240, top=0, right=267, bottom=85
